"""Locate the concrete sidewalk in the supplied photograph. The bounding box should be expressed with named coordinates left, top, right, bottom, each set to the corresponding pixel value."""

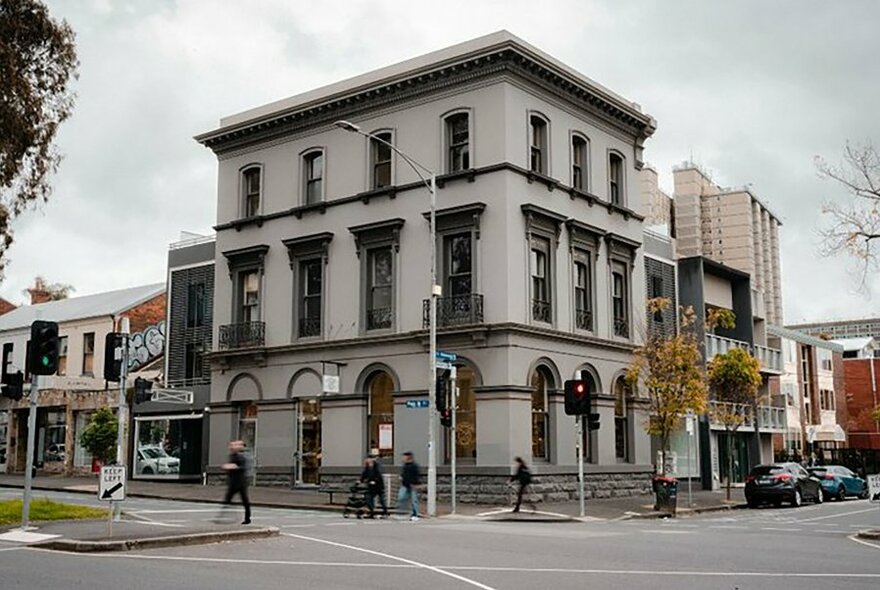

left=0, top=473, right=746, bottom=520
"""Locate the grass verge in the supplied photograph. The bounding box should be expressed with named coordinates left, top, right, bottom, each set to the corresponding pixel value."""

left=0, top=498, right=108, bottom=525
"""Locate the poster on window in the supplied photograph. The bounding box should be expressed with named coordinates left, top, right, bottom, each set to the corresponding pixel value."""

left=378, top=424, right=393, bottom=450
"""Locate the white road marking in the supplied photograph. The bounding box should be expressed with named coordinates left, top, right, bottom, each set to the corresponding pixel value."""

left=282, top=532, right=498, bottom=590
left=325, top=522, right=355, bottom=527
left=848, top=535, right=880, bottom=551
left=795, top=507, right=877, bottom=523
left=710, top=525, right=747, bottom=530
left=0, top=546, right=23, bottom=552
left=280, top=524, right=316, bottom=529
left=760, top=527, right=801, bottom=532
left=639, top=530, right=691, bottom=534
left=444, top=565, right=880, bottom=578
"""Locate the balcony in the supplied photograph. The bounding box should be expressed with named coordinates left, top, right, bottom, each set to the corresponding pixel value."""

left=298, top=317, right=321, bottom=338
left=219, top=321, right=265, bottom=350
left=753, top=344, right=783, bottom=373
left=708, top=401, right=786, bottom=432
left=422, top=293, right=484, bottom=328
left=366, top=307, right=392, bottom=331
left=575, top=309, right=593, bottom=331
left=531, top=299, right=551, bottom=323
left=705, top=333, right=750, bottom=360
left=614, top=317, right=629, bottom=338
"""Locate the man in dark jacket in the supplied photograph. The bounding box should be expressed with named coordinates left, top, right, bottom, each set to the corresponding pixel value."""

left=510, top=456, right=536, bottom=513
left=361, top=456, right=388, bottom=518
left=397, top=451, right=421, bottom=520
left=222, top=440, right=251, bottom=524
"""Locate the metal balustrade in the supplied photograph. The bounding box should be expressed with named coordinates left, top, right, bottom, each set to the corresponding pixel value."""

left=422, top=293, right=484, bottom=328
left=218, top=321, right=265, bottom=349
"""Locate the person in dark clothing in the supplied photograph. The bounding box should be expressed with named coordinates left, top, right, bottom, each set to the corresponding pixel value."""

left=222, top=440, right=251, bottom=524
left=397, top=451, right=421, bottom=520
left=361, top=456, right=388, bottom=518
left=510, top=456, right=536, bottom=513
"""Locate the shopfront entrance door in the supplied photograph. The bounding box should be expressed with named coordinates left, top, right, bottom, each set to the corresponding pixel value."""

left=294, top=398, right=321, bottom=485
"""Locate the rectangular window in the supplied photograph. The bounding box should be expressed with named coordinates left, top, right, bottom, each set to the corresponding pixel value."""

left=240, top=271, right=260, bottom=324
left=371, top=133, right=392, bottom=189
left=612, top=270, right=628, bottom=337
left=572, top=136, right=587, bottom=190
left=367, top=247, right=393, bottom=330
left=1, top=343, right=12, bottom=379
left=299, top=259, right=322, bottom=338
left=57, top=336, right=68, bottom=376
left=574, top=259, right=592, bottom=331
left=446, top=233, right=473, bottom=297
left=446, top=113, right=470, bottom=173
left=609, top=153, right=623, bottom=206
left=651, top=275, right=663, bottom=322
left=531, top=240, right=551, bottom=323
left=243, top=168, right=261, bottom=217
left=304, top=151, right=324, bottom=205
left=82, top=332, right=95, bottom=375
left=187, top=282, right=206, bottom=328
left=529, top=116, right=547, bottom=174
left=184, top=342, right=203, bottom=383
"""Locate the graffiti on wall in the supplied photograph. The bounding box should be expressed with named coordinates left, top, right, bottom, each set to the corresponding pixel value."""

left=128, top=321, right=165, bottom=371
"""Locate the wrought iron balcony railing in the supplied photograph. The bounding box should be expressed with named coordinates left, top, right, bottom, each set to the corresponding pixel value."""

left=366, top=307, right=392, bottom=331
left=614, top=317, right=629, bottom=338
left=531, top=299, right=551, bottom=323
left=218, top=321, right=265, bottom=350
left=708, top=401, right=786, bottom=432
left=298, top=317, right=321, bottom=338
left=575, top=309, right=593, bottom=331
left=422, top=293, right=484, bottom=328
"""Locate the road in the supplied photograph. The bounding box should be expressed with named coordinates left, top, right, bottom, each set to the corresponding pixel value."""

left=1, top=488, right=879, bottom=589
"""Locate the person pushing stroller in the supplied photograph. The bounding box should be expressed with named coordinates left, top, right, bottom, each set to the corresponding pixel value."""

left=360, top=454, right=389, bottom=518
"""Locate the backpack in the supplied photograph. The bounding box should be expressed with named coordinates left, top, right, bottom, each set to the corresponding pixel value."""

left=243, top=451, right=255, bottom=480
left=519, top=467, right=532, bottom=485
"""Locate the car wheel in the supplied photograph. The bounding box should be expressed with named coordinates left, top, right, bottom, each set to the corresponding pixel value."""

left=142, top=467, right=154, bottom=475
left=792, top=488, right=802, bottom=507
left=747, top=498, right=759, bottom=509
left=859, top=489, right=869, bottom=500
left=837, top=486, right=846, bottom=502
left=815, top=488, right=824, bottom=504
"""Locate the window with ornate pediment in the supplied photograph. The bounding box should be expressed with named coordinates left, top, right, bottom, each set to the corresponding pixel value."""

left=349, top=219, right=404, bottom=334
left=283, top=233, right=333, bottom=341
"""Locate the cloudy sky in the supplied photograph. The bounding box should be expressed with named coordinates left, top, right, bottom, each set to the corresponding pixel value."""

left=3, top=0, right=879, bottom=323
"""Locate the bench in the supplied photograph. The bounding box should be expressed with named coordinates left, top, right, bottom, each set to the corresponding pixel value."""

left=318, top=484, right=351, bottom=504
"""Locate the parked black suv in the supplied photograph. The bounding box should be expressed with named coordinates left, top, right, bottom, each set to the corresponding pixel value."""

left=744, top=462, right=823, bottom=508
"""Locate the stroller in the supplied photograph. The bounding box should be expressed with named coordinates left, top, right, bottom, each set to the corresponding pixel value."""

left=342, top=482, right=370, bottom=519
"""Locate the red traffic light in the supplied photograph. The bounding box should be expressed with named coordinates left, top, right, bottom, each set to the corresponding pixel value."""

left=564, top=379, right=591, bottom=416
left=575, top=383, right=585, bottom=395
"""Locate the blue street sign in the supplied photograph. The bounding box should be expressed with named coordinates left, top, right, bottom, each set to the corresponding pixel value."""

left=405, top=400, right=430, bottom=409
left=436, top=351, right=457, bottom=362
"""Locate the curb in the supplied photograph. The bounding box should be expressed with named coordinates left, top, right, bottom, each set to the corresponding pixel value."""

left=0, top=482, right=345, bottom=514
left=857, top=529, right=880, bottom=541
left=34, top=526, right=279, bottom=553
left=622, top=503, right=747, bottom=519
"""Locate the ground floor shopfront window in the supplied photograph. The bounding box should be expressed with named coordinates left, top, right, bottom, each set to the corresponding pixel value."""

left=445, top=365, right=476, bottom=463
left=133, top=415, right=203, bottom=480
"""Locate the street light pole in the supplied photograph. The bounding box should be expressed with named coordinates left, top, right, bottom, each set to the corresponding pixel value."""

left=335, top=120, right=439, bottom=517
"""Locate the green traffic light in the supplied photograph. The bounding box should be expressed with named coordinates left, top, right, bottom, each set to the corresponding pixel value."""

left=41, top=356, right=50, bottom=367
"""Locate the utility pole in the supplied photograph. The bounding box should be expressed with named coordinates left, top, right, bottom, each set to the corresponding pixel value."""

left=115, top=317, right=130, bottom=467
left=20, top=374, right=39, bottom=530
left=451, top=375, right=458, bottom=515
left=577, top=416, right=585, bottom=517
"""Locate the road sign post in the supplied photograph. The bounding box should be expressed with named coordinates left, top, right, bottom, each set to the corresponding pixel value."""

left=20, top=374, right=39, bottom=530
left=868, top=474, right=880, bottom=503
left=451, top=379, right=458, bottom=515
left=100, top=465, right=125, bottom=538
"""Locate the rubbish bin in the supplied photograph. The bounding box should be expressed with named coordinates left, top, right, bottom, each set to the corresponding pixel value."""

left=653, top=475, right=678, bottom=515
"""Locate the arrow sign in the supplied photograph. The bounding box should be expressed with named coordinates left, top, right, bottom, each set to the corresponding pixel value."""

left=101, top=483, right=123, bottom=500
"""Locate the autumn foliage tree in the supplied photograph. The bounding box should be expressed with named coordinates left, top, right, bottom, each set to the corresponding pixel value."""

left=707, top=346, right=762, bottom=500
left=0, top=0, right=78, bottom=278
left=627, top=299, right=707, bottom=476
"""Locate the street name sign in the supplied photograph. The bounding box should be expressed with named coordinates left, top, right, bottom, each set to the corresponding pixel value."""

left=436, top=351, right=457, bottom=362
left=405, top=400, right=430, bottom=409
left=868, top=473, right=880, bottom=503
left=99, top=466, right=126, bottom=502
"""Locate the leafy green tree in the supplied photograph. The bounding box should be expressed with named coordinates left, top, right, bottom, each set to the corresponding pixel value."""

left=708, top=347, right=762, bottom=500
left=78, top=407, right=117, bottom=465
left=627, top=299, right=708, bottom=476
left=0, top=0, right=78, bottom=278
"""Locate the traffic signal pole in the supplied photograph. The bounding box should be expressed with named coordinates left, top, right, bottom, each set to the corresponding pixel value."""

left=20, top=374, right=39, bottom=530
left=116, top=319, right=130, bottom=466
left=576, top=416, right=584, bottom=517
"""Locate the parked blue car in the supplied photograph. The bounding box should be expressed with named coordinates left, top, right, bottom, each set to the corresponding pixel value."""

left=807, top=465, right=869, bottom=501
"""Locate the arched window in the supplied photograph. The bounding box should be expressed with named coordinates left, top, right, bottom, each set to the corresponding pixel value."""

left=445, top=364, right=477, bottom=462
left=444, top=112, right=470, bottom=173
left=530, top=366, right=554, bottom=460
left=608, top=152, right=624, bottom=206
left=241, top=166, right=262, bottom=217
left=367, top=372, right=395, bottom=460
left=370, top=132, right=393, bottom=189
left=571, top=134, right=589, bottom=191
left=614, top=377, right=631, bottom=462
left=529, top=114, right=548, bottom=174
left=302, top=149, right=324, bottom=205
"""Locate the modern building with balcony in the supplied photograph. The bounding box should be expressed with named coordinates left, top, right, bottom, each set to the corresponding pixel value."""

left=196, top=31, right=658, bottom=499
left=767, top=325, right=846, bottom=461
left=676, top=256, right=784, bottom=489
left=130, top=232, right=215, bottom=480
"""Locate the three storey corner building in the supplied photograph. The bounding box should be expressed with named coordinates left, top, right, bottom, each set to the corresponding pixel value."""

left=196, top=31, right=657, bottom=500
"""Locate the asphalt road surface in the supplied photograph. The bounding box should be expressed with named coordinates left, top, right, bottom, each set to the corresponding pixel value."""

left=1, top=489, right=879, bottom=589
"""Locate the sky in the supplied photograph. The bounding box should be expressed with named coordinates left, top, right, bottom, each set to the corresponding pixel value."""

left=3, top=0, right=879, bottom=324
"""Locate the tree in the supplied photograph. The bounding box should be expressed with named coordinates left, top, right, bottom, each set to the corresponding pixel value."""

left=707, top=347, right=762, bottom=501
left=24, top=275, right=73, bottom=301
left=816, top=141, right=880, bottom=291
left=0, top=0, right=78, bottom=278
left=627, top=299, right=708, bottom=476
left=78, top=407, right=117, bottom=465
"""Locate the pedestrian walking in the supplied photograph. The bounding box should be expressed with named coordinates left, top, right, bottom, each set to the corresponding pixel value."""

left=396, top=451, right=421, bottom=521
left=361, top=455, right=389, bottom=518
left=510, top=456, right=536, bottom=513
left=221, top=440, right=251, bottom=524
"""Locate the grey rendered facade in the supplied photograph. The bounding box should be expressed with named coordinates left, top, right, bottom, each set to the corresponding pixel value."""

left=197, top=32, right=657, bottom=500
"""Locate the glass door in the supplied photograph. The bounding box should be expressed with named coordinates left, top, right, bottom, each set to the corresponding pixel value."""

left=295, top=398, right=321, bottom=485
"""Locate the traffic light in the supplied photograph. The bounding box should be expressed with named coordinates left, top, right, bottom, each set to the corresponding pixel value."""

left=1, top=371, right=24, bottom=401
left=134, top=377, right=153, bottom=404
left=103, top=332, right=125, bottom=381
left=436, top=368, right=450, bottom=412
left=587, top=412, right=601, bottom=431
left=29, top=320, right=59, bottom=375
left=440, top=407, right=452, bottom=428
left=564, top=379, right=590, bottom=415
